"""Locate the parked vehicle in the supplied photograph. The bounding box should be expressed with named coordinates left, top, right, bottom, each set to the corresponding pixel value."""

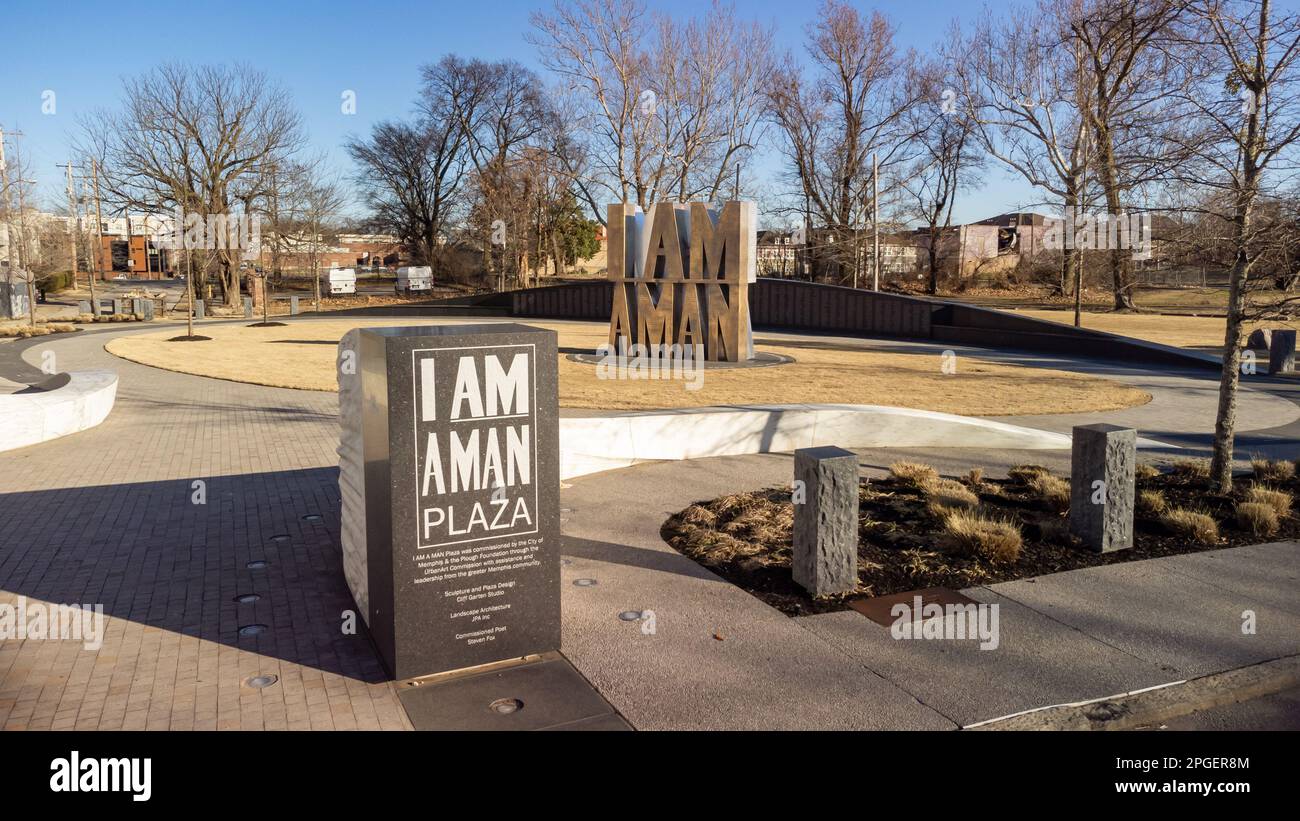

left=328, top=268, right=357, bottom=295
left=395, top=266, right=432, bottom=293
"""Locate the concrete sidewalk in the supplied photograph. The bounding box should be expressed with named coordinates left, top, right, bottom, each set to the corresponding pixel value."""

left=560, top=451, right=1300, bottom=730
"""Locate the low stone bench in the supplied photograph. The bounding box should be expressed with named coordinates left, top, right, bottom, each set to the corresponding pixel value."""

left=0, top=370, right=118, bottom=453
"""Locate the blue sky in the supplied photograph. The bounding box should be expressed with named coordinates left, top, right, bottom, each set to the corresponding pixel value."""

left=1, top=0, right=1037, bottom=224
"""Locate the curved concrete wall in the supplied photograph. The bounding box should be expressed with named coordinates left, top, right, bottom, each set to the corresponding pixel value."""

left=0, top=370, right=118, bottom=452
left=500, top=279, right=1219, bottom=371
left=558, top=403, right=1071, bottom=480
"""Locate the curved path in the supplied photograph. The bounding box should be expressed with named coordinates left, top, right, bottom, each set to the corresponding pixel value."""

left=1, top=316, right=1297, bottom=730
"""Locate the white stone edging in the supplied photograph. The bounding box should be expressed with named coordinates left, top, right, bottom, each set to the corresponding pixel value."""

left=558, top=403, right=1073, bottom=480
left=0, top=370, right=118, bottom=453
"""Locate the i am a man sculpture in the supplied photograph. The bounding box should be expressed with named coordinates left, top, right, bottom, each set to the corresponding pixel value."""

left=607, top=200, right=757, bottom=362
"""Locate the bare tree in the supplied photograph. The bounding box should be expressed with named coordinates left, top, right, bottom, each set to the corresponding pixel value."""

left=766, top=1, right=922, bottom=283
left=430, top=56, right=550, bottom=286
left=530, top=0, right=657, bottom=212
left=346, top=115, right=468, bottom=268
left=1069, top=0, right=1189, bottom=310
left=1172, top=0, right=1300, bottom=490
left=272, top=157, right=345, bottom=312
left=903, top=50, right=986, bottom=294
left=80, top=63, right=304, bottom=308
left=959, top=3, right=1097, bottom=300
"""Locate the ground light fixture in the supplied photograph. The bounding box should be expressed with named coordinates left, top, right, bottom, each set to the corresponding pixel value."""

left=488, top=698, right=523, bottom=715
left=242, top=675, right=278, bottom=690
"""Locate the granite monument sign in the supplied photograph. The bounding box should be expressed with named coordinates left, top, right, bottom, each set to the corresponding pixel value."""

left=338, top=324, right=561, bottom=680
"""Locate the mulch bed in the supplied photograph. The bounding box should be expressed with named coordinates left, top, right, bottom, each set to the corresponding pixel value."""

left=660, top=461, right=1300, bottom=617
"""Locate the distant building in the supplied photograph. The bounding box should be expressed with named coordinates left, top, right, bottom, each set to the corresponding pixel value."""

left=914, top=212, right=1054, bottom=277
left=758, top=227, right=918, bottom=281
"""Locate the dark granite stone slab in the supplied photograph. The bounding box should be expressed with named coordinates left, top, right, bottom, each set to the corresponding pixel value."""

left=354, top=323, right=561, bottom=680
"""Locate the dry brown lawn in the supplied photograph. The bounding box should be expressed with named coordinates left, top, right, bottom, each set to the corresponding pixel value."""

left=105, top=319, right=1151, bottom=416
left=1010, top=309, right=1300, bottom=351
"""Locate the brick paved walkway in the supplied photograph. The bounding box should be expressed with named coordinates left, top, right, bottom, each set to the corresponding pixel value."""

left=0, top=324, right=410, bottom=730
left=4, top=319, right=1299, bottom=731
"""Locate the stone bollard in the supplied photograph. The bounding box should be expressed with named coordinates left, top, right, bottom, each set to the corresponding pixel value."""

left=194, top=299, right=205, bottom=320
left=112, top=298, right=127, bottom=315
left=243, top=296, right=254, bottom=318
left=1069, top=424, right=1136, bottom=552
left=1246, top=328, right=1272, bottom=351
left=77, top=300, right=92, bottom=315
left=1268, top=329, right=1296, bottom=375
left=792, top=446, right=859, bottom=596
left=290, top=295, right=300, bottom=316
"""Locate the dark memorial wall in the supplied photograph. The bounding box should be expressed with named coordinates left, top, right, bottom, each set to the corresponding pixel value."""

left=346, top=324, right=561, bottom=680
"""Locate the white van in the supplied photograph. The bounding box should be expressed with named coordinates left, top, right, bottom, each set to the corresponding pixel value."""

left=396, top=266, right=432, bottom=293
left=328, top=268, right=356, bottom=295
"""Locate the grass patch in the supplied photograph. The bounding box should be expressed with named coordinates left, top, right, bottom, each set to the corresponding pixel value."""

left=1137, top=489, right=1169, bottom=516
left=1243, top=485, right=1292, bottom=519
left=102, top=319, right=1154, bottom=413
left=925, top=478, right=980, bottom=515
left=663, top=461, right=1299, bottom=616
left=1235, top=502, right=1280, bottom=538
left=941, top=509, right=1023, bottom=563
left=889, top=461, right=939, bottom=489
left=1251, top=457, right=1296, bottom=484
left=1171, top=458, right=1211, bottom=481
left=1135, top=463, right=1161, bottom=481
left=1025, top=471, right=1071, bottom=511
left=1161, top=507, right=1219, bottom=544
left=0, top=323, right=77, bottom=338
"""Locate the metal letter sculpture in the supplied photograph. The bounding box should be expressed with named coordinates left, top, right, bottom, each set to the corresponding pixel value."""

left=607, top=201, right=756, bottom=362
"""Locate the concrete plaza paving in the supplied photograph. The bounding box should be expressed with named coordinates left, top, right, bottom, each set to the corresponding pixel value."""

left=1, top=316, right=1298, bottom=730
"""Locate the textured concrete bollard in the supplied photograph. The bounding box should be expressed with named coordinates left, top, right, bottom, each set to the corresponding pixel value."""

left=112, top=298, right=126, bottom=315
left=290, top=295, right=300, bottom=315
left=1269, top=329, right=1296, bottom=375
left=77, top=300, right=91, bottom=315
left=193, top=300, right=204, bottom=319
left=1069, top=424, right=1136, bottom=552
left=1246, top=328, right=1272, bottom=350
left=243, top=296, right=254, bottom=318
left=792, top=446, right=859, bottom=596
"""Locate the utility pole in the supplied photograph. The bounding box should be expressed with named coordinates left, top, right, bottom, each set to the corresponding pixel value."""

left=58, top=163, right=81, bottom=283
left=90, top=158, right=104, bottom=311
left=872, top=152, right=880, bottom=292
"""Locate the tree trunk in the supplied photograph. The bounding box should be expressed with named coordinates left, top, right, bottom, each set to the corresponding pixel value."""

left=927, top=228, right=939, bottom=295
left=1092, top=124, right=1136, bottom=311
left=1210, top=193, right=1255, bottom=492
